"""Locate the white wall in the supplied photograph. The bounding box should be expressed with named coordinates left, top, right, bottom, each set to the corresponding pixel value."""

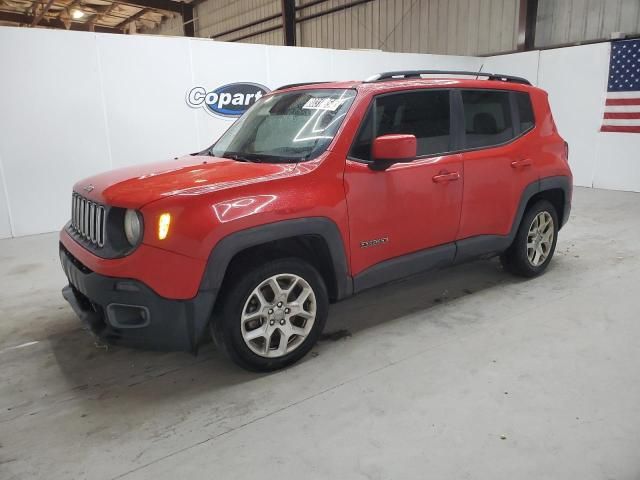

left=0, top=29, right=112, bottom=239
left=484, top=43, right=640, bottom=192
left=536, top=44, right=611, bottom=189
left=0, top=26, right=480, bottom=238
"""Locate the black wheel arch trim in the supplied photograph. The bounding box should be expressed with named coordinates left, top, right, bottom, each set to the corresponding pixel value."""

left=200, top=217, right=353, bottom=302
left=539, top=175, right=571, bottom=228
left=455, top=175, right=571, bottom=263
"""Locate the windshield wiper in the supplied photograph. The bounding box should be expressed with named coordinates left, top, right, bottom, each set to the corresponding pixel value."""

left=220, top=151, right=306, bottom=164
left=221, top=152, right=257, bottom=162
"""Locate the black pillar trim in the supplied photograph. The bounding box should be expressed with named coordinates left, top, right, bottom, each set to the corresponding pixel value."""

left=182, top=2, right=195, bottom=37
left=281, top=0, right=296, bottom=46
left=518, top=0, right=538, bottom=51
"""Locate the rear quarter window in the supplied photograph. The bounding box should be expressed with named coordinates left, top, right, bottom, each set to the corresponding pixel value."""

left=515, top=92, right=535, bottom=133
left=461, top=90, right=515, bottom=149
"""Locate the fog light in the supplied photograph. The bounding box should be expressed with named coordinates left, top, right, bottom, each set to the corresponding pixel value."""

left=158, top=213, right=171, bottom=240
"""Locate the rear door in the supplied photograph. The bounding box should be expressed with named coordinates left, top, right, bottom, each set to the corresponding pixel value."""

left=344, top=89, right=464, bottom=278
left=456, top=89, right=538, bottom=240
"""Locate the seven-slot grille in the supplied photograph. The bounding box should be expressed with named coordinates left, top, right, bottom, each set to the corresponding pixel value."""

left=71, top=192, right=106, bottom=247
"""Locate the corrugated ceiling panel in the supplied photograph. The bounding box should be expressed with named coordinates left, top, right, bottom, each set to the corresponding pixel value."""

left=151, top=0, right=640, bottom=55
left=197, top=0, right=282, bottom=44
left=536, top=0, right=640, bottom=48
left=296, top=0, right=519, bottom=55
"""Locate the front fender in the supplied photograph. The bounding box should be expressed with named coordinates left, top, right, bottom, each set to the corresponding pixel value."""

left=199, top=217, right=353, bottom=301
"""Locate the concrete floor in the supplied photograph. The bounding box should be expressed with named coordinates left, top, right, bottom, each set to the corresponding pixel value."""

left=1, top=186, right=639, bottom=479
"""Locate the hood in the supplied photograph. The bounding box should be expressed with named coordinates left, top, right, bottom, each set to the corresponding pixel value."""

left=74, top=155, right=298, bottom=208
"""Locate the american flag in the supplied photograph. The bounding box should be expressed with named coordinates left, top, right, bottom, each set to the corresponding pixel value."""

left=601, top=38, right=640, bottom=133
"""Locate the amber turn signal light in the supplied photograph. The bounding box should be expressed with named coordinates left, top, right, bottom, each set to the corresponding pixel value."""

left=158, top=213, right=171, bottom=240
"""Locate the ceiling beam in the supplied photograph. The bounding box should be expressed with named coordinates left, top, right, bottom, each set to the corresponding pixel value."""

left=297, top=0, right=373, bottom=23
left=281, top=0, right=295, bottom=46
left=114, top=7, right=148, bottom=29
left=181, top=1, right=193, bottom=36
left=57, top=0, right=81, bottom=20
left=227, top=23, right=281, bottom=42
left=210, top=13, right=279, bottom=39
left=0, top=10, right=123, bottom=33
left=32, top=0, right=56, bottom=26
left=115, top=0, right=182, bottom=14
left=517, top=0, right=538, bottom=51
left=86, top=3, right=116, bottom=31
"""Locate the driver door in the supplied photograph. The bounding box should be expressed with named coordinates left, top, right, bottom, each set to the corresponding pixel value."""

left=344, top=89, right=464, bottom=286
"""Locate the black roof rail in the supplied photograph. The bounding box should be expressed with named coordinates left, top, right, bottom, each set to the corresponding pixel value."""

left=364, top=70, right=531, bottom=85
left=274, top=81, right=334, bottom=91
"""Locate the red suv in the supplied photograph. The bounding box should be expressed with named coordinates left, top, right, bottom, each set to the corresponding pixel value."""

left=60, top=70, right=572, bottom=371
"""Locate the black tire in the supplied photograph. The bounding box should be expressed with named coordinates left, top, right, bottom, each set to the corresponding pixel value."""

left=500, top=199, right=559, bottom=278
left=211, top=257, right=328, bottom=372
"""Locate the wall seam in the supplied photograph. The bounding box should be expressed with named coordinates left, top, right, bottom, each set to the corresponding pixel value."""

left=187, top=38, right=202, bottom=148
left=265, top=44, right=271, bottom=88
left=0, top=151, right=16, bottom=238
left=95, top=33, right=114, bottom=170
left=591, top=42, right=611, bottom=189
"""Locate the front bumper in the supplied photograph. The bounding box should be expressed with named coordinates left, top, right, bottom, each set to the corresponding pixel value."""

left=60, top=244, right=216, bottom=352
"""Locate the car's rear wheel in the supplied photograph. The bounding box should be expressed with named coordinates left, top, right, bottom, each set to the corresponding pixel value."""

left=211, top=257, right=328, bottom=372
left=500, top=199, right=559, bottom=277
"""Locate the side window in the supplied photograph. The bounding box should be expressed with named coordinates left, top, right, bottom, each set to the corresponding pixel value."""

left=349, top=90, right=451, bottom=161
left=461, top=90, right=515, bottom=149
left=515, top=92, right=535, bottom=132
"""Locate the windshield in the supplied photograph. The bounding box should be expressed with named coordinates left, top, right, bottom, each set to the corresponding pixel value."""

left=210, top=88, right=356, bottom=163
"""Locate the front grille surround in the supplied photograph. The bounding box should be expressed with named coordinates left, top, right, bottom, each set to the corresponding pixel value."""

left=70, top=193, right=106, bottom=247
left=67, top=192, right=141, bottom=259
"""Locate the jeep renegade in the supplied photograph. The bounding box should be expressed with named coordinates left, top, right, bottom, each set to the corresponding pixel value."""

left=60, top=70, right=572, bottom=371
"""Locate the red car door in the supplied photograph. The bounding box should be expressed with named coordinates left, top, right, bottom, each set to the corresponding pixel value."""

left=457, top=89, right=538, bottom=241
left=344, top=89, right=464, bottom=286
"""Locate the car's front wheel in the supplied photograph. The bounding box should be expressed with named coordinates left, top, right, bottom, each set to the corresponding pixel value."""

left=500, top=199, right=559, bottom=277
left=211, top=257, right=328, bottom=371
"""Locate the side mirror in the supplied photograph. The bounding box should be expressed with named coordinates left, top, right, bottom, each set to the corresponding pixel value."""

left=370, top=134, right=417, bottom=171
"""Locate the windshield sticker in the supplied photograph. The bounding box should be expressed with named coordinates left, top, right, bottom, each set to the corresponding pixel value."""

left=302, top=97, right=348, bottom=111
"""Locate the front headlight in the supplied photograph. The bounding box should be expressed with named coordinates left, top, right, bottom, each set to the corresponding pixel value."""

left=124, top=209, right=142, bottom=246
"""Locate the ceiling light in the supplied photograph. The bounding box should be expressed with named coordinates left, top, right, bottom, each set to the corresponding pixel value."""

left=71, top=9, right=85, bottom=19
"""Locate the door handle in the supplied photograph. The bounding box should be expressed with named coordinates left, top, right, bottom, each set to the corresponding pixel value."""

left=511, top=159, right=532, bottom=168
left=432, top=172, right=460, bottom=183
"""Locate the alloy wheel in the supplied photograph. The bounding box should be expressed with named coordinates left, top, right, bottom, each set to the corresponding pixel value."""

left=240, top=273, right=317, bottom=358
left=527, top=211, right=554, bottom=267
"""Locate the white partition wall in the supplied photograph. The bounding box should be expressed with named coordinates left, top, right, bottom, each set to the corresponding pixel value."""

left=0, top=160, right=12, bottom=238
left=479, top=50, right=541, bottom=86
left=0, top=29, right=112, bottom=238
left=190, top=40, right=270, bottom=150
left=485, top=43, right=640, bottom=192
left=97, top=34, right=199, bottom=169
left=537, top=43, right=611, bottom=189
left=0, top=27, right=481, bottom=238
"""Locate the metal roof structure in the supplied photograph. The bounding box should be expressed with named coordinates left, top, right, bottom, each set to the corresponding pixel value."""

left=0, top=0, right=194, bottom=35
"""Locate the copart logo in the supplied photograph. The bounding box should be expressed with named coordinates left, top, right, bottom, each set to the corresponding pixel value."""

left=186, top=82, right=270, bottom=118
